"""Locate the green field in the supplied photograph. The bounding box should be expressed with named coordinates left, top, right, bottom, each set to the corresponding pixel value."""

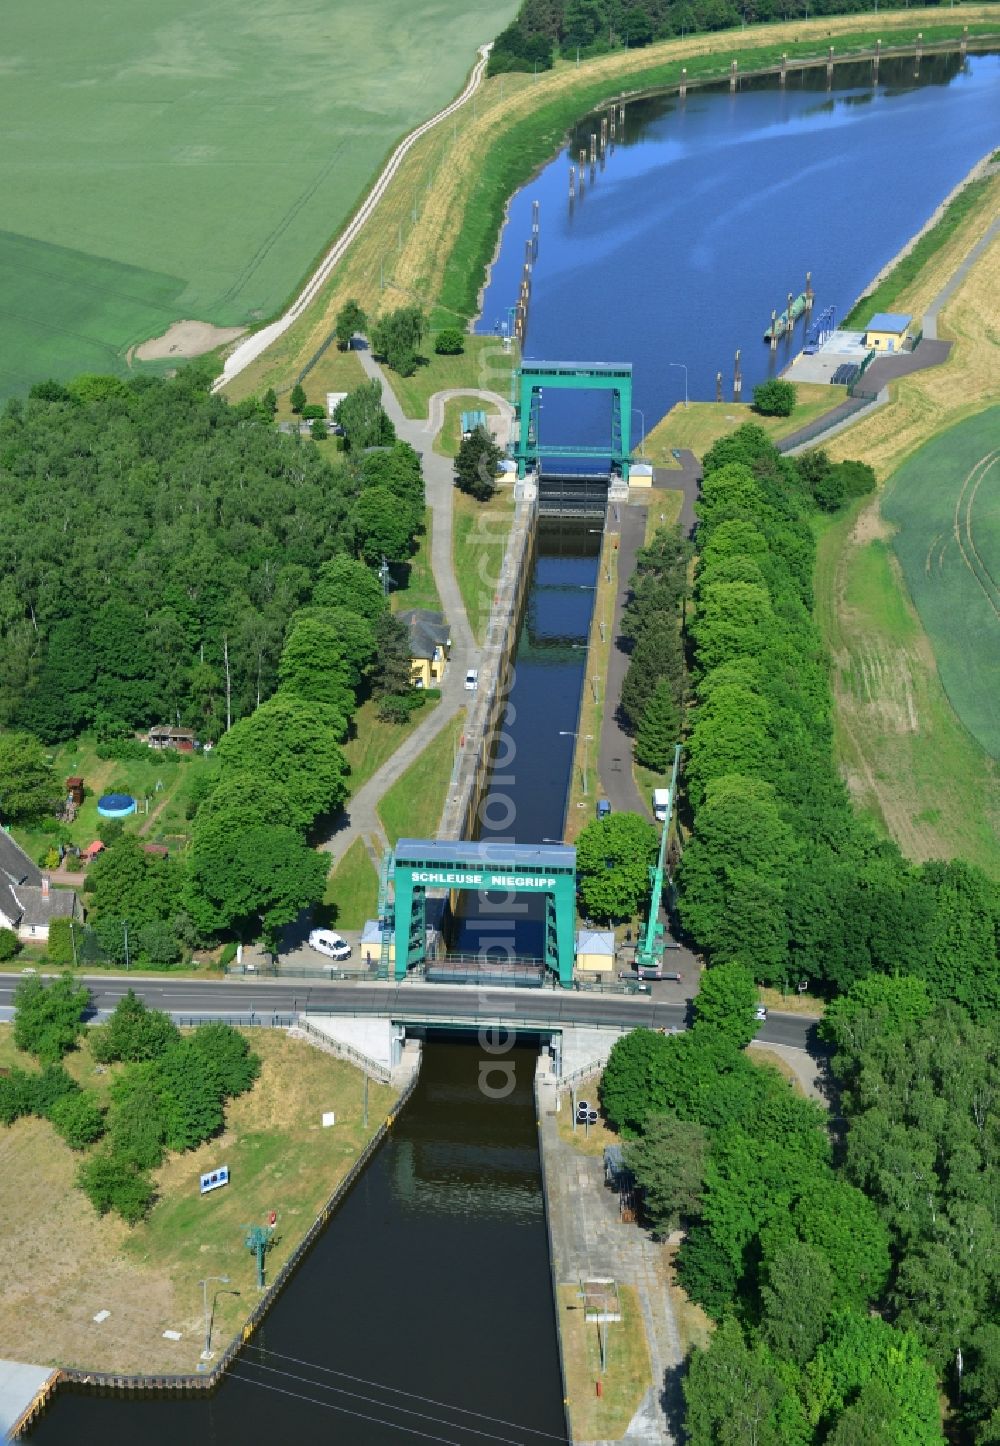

left=882, top=407, right=1000, bottom=761
left=0, top=0, right=516, bottom=398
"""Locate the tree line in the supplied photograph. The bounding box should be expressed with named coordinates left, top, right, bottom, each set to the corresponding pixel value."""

left=673, top=423, right=1000, bottom=1018
left=489, top=0, right=936, bottom=73
left=0, top=368, right=424, bottom=744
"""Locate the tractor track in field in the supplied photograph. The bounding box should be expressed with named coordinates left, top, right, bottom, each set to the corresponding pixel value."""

left=953, top=448, right=1000, bottom=618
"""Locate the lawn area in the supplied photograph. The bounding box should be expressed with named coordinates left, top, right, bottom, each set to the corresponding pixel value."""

left=11, top=736, right=219, bottom=867
left=813, top=498, right=1000, bottom=878
left=385, top=337, right=513, bottom=420
left=644, top=384, right=845, bottom=465
left=275, top=344, right=366, bottom=418
left=881, top=407, right=1000, bottom=762
left=342, top=697, right=429, bottom=799
left=558, top=1282, right=652, bottom=1441
left=564, top=532, right=619, bottom=842
left=0, top=0, right=517, bottom=398
left=0, top=1026, right=395, bottom=1373
left=378, top=712, right=465, bottom=845
left=433, top=394, right=500, bottom=458
left=453, top=485, right=518, bottom=644
left=321, top=839, right=380, bottom=932
left=390, top=507, right=442, bottom=614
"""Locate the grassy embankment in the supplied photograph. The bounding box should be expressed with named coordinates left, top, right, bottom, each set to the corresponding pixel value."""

left=378, top=712, right=466, bottom=845
left=223, top=12, right=997, bottom=413
left=453, top=484, right=518, bottom=645
left=433, top=394, right=501, bottom=457
left=644, top=383, right=845, bottom=465
left=321, top=838, right=380, bottom=932
left=813, top=165, right=1000, bottom=874
left=0, top=1026, right=394, bottom=1374
left=558, top=1283, right=652, bottom=1440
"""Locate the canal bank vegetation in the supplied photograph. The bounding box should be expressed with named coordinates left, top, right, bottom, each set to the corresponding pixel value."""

left=222, top=12, right=998, bottom=409
left=453, top=484, right=518, bottom=645
left=0, top=1018, right=393, bottom=1374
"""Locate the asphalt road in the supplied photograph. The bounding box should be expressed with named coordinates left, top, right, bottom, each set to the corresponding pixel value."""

left=0, top=973, right=820, bottom=1049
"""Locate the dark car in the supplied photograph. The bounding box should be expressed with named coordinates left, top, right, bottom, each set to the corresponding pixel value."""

left=596, top=798, right=612, bottom=819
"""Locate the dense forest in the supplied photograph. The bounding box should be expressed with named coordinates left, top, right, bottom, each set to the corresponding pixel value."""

left=0, top=370, right=422, bottom=743
left=489, top=0, right=933, bottom=71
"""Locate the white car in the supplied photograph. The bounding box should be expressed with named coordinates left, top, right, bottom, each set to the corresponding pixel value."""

left=464, top=669, right=479, bottom=691
left=755, top=1004, right=768, bottom=1021
left=307, top=929, right=352, bottom=962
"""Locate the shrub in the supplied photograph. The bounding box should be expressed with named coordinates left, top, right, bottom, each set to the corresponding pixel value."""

left=27, top=1062, right=81, bottom=1116
left=0, top=1069, right=34, bottom=1125
left=153, top=1042, right=226, bottom=1152
left=77, top=1152, right=154, bottom=1224
left=219, top=940, right=239, bottom=968
left=377, top=692, right=427, bottom=724
left=108, top=1073, right=167, bottom=1169
left=46, top=917, right=76, bottom=967
left=50, top=1090, right=105, bottom=1150
left=300, top=403, right=326, bottom=421
left=0, top=927, right=21, bottom=961
left=90, top=989, right=179, bottom=1063
left=310, top=418, right=328, bottom=441
left=433, top=328, right=465, bottom=355
left=12, top=973, right=90, bottom=1063
left=752, top=378, right=796, bottom=417
left=187, top=1023, right=260, bottom=1098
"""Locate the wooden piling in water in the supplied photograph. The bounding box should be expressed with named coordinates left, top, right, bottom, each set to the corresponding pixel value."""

left=569, top=165, right=575, bottom=197
left=827, top=46, right=834, bottom=84
left=679, top=67, right=687, bottom=99
left=770, top=311, right=778, bottom=351
left=873, top=39, right=881, bottom=83
left=716, top=371, right=723, bottom=402
left=805, top=271, right=814, bottom=311
left=961, top=25, right=968, bottom=57
left=730, top=60, right=738, bottom=92
left=780, top=53, right=787, bottom=86
left=733, top=349, right=742, bottom=398
left=590, top=133, right=597, bottom=163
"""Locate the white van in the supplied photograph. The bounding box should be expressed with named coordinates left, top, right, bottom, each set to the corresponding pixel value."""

left=307, top=929, right=352, bottom=962
left=653, top=788, right=671, bottom=823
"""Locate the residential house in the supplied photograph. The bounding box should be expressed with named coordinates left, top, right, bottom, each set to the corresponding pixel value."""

left=147, top=726, right=196, bottom=751
left=0, top=830, right=79, bottom=943
left=397, top=609, right=451, bottom=689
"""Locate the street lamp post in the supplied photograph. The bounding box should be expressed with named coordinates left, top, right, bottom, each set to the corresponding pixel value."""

left=200, top=1276, right=231, bottom=1361
left=559, top=731, right=594, bottom=795
left=669, top=362, right=689, bottom=408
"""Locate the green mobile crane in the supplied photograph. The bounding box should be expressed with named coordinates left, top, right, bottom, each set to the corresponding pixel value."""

left=635, top=744, right=682, bottom=975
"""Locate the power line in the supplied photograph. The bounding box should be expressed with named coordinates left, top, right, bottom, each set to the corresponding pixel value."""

left=243, top=1342, right=565, bottom=1441
left=229, top=1370, right=462, bottom=1443
left=234, top=1358, right=529, bottom=1445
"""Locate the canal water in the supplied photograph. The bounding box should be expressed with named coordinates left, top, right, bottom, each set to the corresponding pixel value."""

left=29, top=50, right=998, bottom=1445
left=479, top=49, right=1000, bottom=447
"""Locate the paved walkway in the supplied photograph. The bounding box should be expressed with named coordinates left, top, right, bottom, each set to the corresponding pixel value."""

left=321, top=350, right=512, bottom=872
left=652, top=452, right=701, bottom=539
left=596, top=505, right=647, bottom=820
left=923, top=186, right=1000, bottom=340
left=537, top=1070, right=682, bottom=1444
left=0, top=1360, right=56, bottom=1440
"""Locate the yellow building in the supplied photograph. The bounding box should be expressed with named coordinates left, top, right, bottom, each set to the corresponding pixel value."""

left=575, top=928, right=616, bottom=976
left=863, top=312, right=912, bottom=353
left=398, top=608, right=451, bottom=689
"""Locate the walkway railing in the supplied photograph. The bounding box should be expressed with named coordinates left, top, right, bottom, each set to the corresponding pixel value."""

left=292, top=1017, right=394, bottom=1083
